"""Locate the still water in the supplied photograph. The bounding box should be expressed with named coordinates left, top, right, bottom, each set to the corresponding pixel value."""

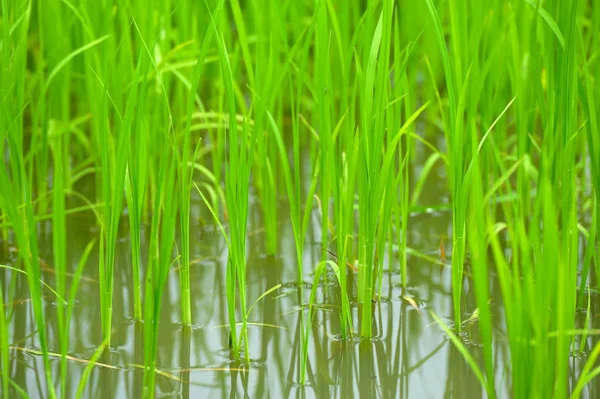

left=2, top=161, right=598, bottom=398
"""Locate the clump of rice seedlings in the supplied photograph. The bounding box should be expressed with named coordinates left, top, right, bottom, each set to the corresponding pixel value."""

left=330, top=115, right=358, bottom=341
left=313, top=0, right=335, bottom=268
left=230, top=0, right=281, bottom=256
left=98, top=44, right=152, bottom=348
left=0, top=1, right=56, bottom=395
left=143, top=152, right=178, bottom=398
left=355, top=1, right=394, bottom=338
left=329, top=28, right=359, bottom=344
left=0, top=122, right=57, bottom=398
left=199, top=13, right=255, bottom=360
left=51, top=127, right=70, bottom=397
left=353, top=1, right=431, bottom=337
left=124, top=98, right=147, bottom=322
left=424, top=0, right=468, bottom=332
left=426, top=1, right=598, bottom=398
left=391, top=32, right=416, bottom=296
left=581, top=30, right=600, bottom=298
left=176, top=0, right=225, bottom=326
left=270, top=5, right=334, bottom=379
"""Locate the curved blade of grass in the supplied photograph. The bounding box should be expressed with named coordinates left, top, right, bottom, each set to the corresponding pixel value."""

left=524, top=0, right=565, bottom=47
left=43, top=35, right=109, bottom=92
left=0, top=265, right=66, bottom=304
left=410, top=152, right=443, bottom=206
left=75, top=337, right=110, bottom=399
left=246, top=284, right=282, bottom=318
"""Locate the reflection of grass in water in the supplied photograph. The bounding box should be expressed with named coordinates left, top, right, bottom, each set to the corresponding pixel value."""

left=1, top=0, right=599, bottom=397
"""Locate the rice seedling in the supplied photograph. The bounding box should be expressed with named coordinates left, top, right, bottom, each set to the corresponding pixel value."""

left=124, top=94, right=147, bottom=323
left=142, top=151, right=178, bottom=398
left=424, top=0, right=467, bottom=332
left=176, top=0, right=225, bottom=326
left=98, top=44, right=151, bottom=348
left=197, top=7, right=256, bottom=360
left=232, top=0, right=281, bottom=256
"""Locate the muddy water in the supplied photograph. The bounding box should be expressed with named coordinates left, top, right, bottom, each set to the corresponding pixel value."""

left=2, top=163, right=599, bottom=398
